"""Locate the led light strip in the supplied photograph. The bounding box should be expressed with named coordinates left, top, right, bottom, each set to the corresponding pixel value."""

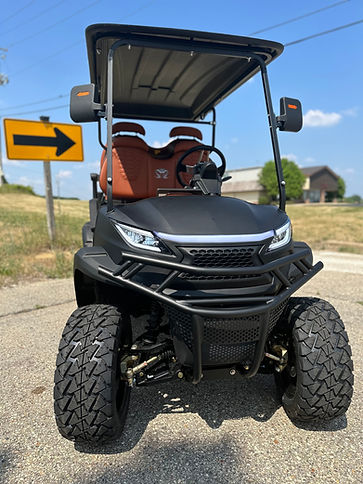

left=154, top=230, right=275, bottom=244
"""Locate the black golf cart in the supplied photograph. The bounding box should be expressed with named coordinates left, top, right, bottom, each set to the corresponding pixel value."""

left=54, top=24, right=353, bottom=444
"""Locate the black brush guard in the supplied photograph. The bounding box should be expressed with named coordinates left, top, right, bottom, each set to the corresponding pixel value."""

left=75, top=244, right=323, bottom=383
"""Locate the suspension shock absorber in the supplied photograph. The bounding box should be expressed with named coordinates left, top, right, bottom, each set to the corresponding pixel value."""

left=125, top=350, right=174, bottom=385
left=144, top=301, right=164, bottom=343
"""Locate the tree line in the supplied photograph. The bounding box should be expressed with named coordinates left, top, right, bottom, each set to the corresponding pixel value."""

left=258, top=158, right=347, bottom=204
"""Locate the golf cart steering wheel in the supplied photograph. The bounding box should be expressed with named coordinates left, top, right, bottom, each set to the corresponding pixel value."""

left=176, top=144, right=226, bottom=187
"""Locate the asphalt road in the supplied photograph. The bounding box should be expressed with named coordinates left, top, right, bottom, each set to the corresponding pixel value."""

left=0, top=252, right=362, bottom=484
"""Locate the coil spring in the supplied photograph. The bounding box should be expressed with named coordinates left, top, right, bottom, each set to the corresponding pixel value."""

left=158, top=350, right=174, bottom=361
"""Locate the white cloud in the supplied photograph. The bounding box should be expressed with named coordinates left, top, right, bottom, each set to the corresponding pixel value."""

left=86, top=161, right=101, bottom=169
left=341, top=107, right=359, bottom=117
left=231, top=137, right=239, bottom=144
left=303, top=109, right=341, bottom=127
left=281, top=153, right=298, bottom=162
left=303, top=156, right=316, bottom=164
left=57, top=170, right=72, bottom=179
left=3, top=159, right=25, bottom=166
left=16, top=175, right=43, bottom=186
left=151, top=140, right=171, bottom=148
left=344, top=168, right=355, bottom=174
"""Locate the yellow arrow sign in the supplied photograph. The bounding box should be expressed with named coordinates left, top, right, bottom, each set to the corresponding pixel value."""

left=3, top=119, right=83, bottom=161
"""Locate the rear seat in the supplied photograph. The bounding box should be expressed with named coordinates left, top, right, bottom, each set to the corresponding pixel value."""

left=99, top=123, right=204, bottom=200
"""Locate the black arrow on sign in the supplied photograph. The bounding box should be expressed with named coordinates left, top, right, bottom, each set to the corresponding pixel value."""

left=13, top=127, right=76, bottom=156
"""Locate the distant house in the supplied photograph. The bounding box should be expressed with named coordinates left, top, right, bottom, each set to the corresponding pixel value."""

left=300, top=166, right=339, bottom=203
left=222, top=165, right=340, bottom=203
left=222, top=167, right=265, bottom=203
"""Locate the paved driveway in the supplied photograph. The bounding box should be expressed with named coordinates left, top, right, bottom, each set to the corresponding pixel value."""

left=0, top=252, right=362, bottom=483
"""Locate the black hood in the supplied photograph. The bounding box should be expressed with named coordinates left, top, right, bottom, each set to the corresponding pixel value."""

left=110, top=196, right=288, bottom=235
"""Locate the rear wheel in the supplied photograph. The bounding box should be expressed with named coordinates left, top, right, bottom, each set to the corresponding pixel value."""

left=275, top=297, right=353, bottom=422
left=54, top=304, right=131, bottom=443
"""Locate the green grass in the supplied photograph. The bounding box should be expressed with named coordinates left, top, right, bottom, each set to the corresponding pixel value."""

left=0, top=189, right=363, bottom=286
left=286, top=204, right=363, bottom=253
left=0, top=192, right=88, bottom=286
left=0, top=183, right=36, bottom=196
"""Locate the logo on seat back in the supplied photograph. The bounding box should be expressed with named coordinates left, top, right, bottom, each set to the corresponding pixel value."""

left=155, top=168, right=169, bottom=179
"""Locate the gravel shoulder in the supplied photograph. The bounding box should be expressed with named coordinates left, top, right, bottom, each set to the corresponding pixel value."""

left=0, top=252, right=362, bottom=484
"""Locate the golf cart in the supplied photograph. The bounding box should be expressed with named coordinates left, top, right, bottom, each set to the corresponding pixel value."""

left=54, top=24, right=353, bottom=444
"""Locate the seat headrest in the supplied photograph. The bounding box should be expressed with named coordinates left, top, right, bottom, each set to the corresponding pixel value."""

left=112, top=122, right=145, bottom=136
left=169, top=126, right=203, bottom=141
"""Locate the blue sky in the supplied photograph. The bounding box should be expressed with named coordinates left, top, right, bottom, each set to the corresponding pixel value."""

left=0, top=0, right=362, bottom=199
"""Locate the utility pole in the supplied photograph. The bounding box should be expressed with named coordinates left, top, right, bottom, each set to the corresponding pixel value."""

left=0, top=48, right=9, bottom=86
left=0, top=47, right=9, bottom=186
left=40, top=116, right=56, bottom=244
left=0, top=122, right=6, bottom=186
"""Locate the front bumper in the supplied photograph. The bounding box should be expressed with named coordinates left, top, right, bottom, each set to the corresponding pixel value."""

left=74, top=242, right=323, bottom=382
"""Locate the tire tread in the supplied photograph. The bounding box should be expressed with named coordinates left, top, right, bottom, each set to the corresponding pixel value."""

left=54, top=304, right=130, bottom=443
left=281, top=297, right=354, bottom=422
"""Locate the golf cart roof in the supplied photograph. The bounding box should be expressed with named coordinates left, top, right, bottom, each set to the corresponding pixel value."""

left=85, top=24, right=283, bottom=122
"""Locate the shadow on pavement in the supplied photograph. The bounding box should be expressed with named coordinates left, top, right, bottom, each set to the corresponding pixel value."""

left=0, top=449, right=16, bottom=484
left=290, top=415, right=347, bottom=432
left=82, top=436, right=245, bottom=483
left=75, top=374, right=279, bottom=455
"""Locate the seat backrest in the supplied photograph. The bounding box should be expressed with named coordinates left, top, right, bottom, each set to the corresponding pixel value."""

left=99, top=123, right=206, bottom=199
left=99, top=122, right=150, bottom=199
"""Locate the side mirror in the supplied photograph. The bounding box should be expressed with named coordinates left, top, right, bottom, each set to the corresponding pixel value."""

left=277, top=97, right=303, bottom=132
left=70, top=84, right=103, bottom=123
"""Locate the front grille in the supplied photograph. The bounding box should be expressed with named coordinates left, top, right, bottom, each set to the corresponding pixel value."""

left=179, top=246, right=259, bottom=281
left=208, top=342, right=255, bottom=364
left=186, top=246, right=255, bottom=267
left=167, top=300, right=288, bottom=366
left=178, top=273, right=258, bottom=281
left=267, top=300, right=287, bottom=333
left=167, top=306, right=262, bottom=365
left=203, top=315, right=260, bottom=344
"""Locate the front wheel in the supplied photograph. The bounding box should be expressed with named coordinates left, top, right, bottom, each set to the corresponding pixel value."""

left=275, top=297, right=354, bottom=423
left=54, top=304, right=131, bottom=443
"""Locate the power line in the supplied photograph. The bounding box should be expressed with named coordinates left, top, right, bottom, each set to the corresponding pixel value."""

left=10, top=39, right=81, bottom=78
left=249, top=0, right=351, bottom=36
left=2, top=104, right=68, bottom=117
left=7, top=0, right=102, bottom=48
left=5, top=4, right=359, bottom=115
left=0, top=94, right=68, bottom=112
left=0, top=1, right=36, bottom=26
left=0, top=0, right=67, bottom=37
left=285, top=19, right=363, bottom=46
left=8, top=0, right=157, bottom=77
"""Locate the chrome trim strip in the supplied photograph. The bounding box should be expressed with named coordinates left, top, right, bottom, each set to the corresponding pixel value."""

left=154, top=230, right=275, bottom=244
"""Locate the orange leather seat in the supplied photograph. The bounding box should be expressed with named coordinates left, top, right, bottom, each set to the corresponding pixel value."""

left=99, top=123, right=204, bottom=200
left=148, top=127, right=203, bottom=193
left=99, top=122, right=150, bottom=199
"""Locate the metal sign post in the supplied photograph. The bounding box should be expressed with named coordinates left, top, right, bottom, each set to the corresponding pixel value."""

left=0, top=122, right=5, bottom=186
left=43, top=159, right=56, bottom=243
left=39, top=116, right=56, bottom=243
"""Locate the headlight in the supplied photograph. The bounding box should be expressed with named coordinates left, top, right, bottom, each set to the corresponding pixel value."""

left=268, top=220, right=291, bottom=250
left=113, top=222, right=169, bottom=253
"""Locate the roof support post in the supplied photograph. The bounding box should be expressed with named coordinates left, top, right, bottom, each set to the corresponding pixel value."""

left=259, top=64, right=286, bottom=211
left=211, top=108, right=216, bottom=147
left=106, top=46, right=114, bottom=212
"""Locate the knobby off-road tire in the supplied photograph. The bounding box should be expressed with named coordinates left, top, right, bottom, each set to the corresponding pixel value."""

left=275, top=297, right=353, bottom=423
left=54, top=304, right=131, bottom=443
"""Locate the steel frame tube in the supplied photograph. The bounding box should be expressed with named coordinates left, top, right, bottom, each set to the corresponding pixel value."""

left=104, top=37, right=285, bottom=211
